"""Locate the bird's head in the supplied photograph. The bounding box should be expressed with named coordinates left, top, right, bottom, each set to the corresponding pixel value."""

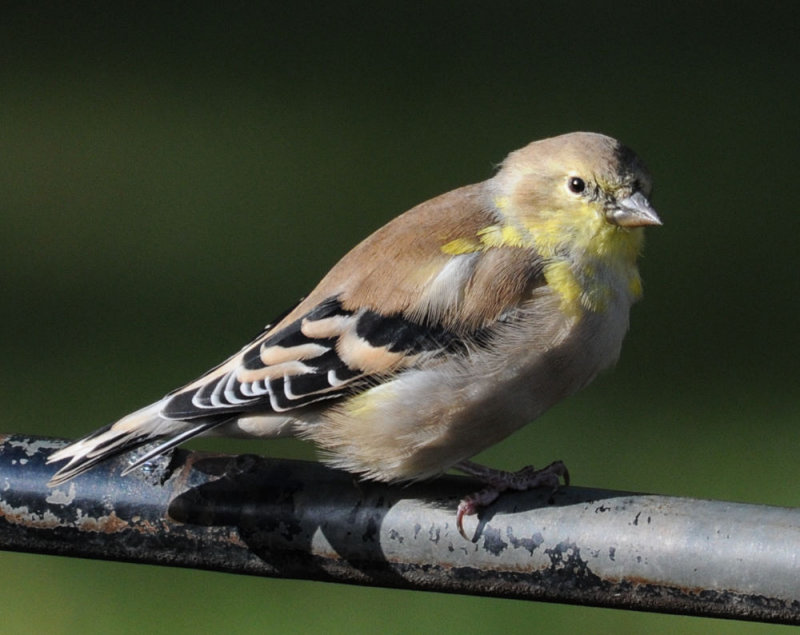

left=492, top=132, right=661, bottom=259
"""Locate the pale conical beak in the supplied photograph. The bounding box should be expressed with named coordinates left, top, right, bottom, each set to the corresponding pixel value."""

left=608, top=192, right=662, bottom=227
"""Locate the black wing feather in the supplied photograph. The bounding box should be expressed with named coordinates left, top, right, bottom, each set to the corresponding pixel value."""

left=162, top=296, right=463, bottom=419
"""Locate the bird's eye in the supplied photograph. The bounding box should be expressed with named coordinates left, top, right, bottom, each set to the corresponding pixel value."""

left=567, top=177, right=586, bottom=194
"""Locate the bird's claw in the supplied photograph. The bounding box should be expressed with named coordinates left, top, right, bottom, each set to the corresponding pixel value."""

left=454, top=460, right=569, bottom=540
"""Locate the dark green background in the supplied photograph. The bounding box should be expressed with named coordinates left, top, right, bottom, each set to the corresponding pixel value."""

left=2, top=3, right=798, bottom=633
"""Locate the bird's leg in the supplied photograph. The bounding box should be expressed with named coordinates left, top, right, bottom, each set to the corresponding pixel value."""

left=454, top=459, right=569, bottom=540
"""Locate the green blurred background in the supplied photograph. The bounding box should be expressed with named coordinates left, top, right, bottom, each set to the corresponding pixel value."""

left=1, top=2, right=798, bottom=633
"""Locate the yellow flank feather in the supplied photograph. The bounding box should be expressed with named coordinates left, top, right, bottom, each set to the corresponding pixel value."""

left=441, top=237, right=481, bottom=255
left=441, top=223, right=529, bottom=255
left=476, top=224, right=527, bottom=248
left=542, top=259, right=584, bottom=316
left=342, top=390, right=377, bottom=418
left=343, top=382, right=395, bottom=419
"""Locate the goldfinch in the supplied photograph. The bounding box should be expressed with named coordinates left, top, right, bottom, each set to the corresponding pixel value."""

left=47, top=132, right=660, bottom=536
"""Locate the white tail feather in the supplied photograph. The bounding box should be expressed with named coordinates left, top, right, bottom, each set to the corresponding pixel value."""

left=46, top=401, right=217, bottom=486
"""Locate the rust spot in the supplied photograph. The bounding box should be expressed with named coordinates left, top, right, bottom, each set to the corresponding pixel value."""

left=0, top=502, right=62, bottom=529
left=136, top=518, right=163, bottom=535
left=76, top=510, right=129, bottom=533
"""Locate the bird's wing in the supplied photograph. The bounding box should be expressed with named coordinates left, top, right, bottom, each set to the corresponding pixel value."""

left=161, top=295, right=461, bottom=419
left=162, top=184, right=545, bottom=421
left=47, top=184, right=546, bottom=486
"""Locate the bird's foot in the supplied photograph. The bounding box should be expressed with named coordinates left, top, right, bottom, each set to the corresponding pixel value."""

left=454, top=459, right=569, bottom=540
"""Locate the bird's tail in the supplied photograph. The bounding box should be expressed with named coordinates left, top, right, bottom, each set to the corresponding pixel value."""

left=46, top=401, right=229, bottom=487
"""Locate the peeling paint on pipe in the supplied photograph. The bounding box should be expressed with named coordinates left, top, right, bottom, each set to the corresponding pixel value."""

left=1, top=434, right=799, bottom=624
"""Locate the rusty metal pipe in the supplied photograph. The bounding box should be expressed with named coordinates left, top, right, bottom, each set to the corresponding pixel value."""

left=1, top=434, right=798, bottom=624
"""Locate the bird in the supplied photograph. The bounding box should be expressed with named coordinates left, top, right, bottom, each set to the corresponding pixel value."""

left=47, top=131, right=661, bottom=538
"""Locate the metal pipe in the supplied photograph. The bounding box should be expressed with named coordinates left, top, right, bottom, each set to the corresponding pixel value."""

left=1, top=433, right=798, bottom=624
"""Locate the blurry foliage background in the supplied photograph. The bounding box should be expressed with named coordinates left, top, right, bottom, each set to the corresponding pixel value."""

left=1, top=2, right=799, bottom=633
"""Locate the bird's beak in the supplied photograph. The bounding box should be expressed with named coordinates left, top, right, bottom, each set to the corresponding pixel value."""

left=608, top=192, right=662, bottom=227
